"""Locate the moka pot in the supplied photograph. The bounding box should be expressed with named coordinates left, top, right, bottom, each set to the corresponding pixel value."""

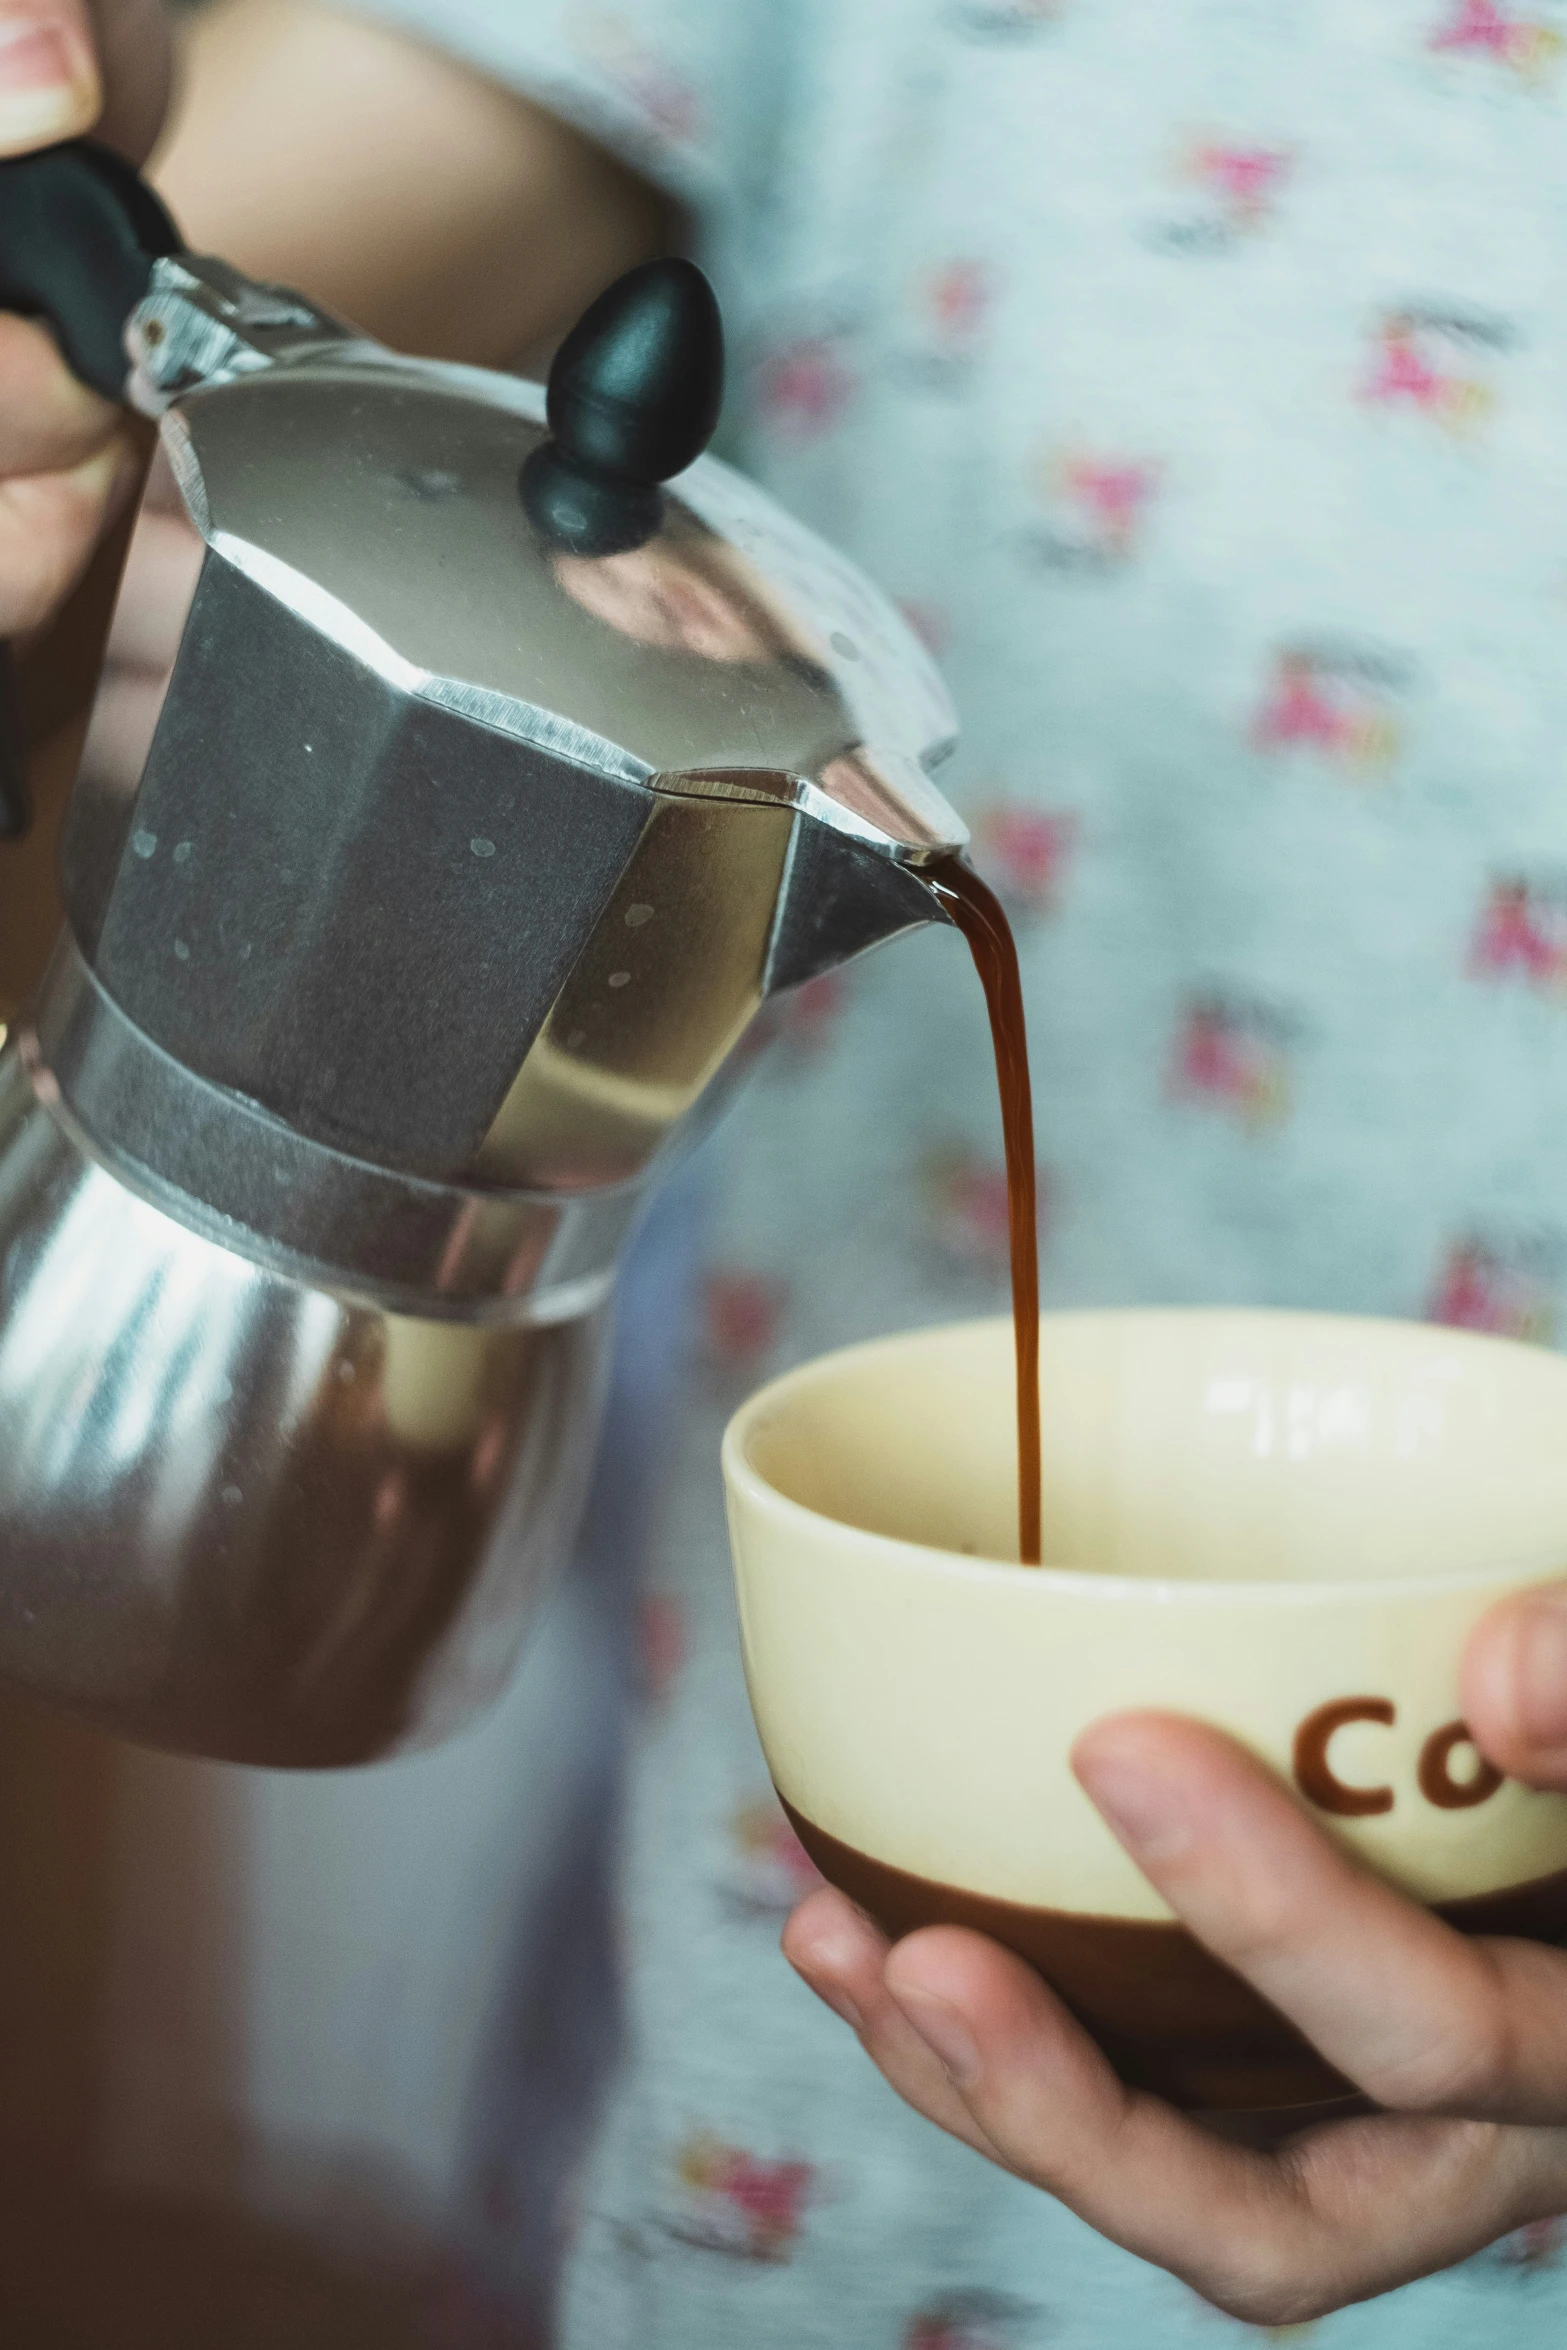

left=0, top=142, right=965, bottom=1764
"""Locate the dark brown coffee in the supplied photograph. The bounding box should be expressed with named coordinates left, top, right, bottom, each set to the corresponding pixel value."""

left=928, top=857, right=1042, bottom=1565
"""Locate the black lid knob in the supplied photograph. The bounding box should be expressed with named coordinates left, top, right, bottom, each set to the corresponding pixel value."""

left=521, top=257, right=724, bottom=556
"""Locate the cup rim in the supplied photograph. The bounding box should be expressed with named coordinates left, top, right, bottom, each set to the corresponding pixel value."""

left=721, top=1305, right=1567, bottom=1606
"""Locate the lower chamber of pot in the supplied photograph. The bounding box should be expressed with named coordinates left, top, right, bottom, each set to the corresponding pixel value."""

left=0, top=1048, right=611, bottom=1768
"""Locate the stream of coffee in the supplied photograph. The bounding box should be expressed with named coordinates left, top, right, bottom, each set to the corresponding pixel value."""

left=927, top=856, right=1042, bottom=1566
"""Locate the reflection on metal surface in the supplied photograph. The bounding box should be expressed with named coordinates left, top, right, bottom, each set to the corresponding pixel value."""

left=478, top=793, right=795, bottom=1187
left=812, top=747, right=963, bottom=856
left=0, top=1046, right=608, bottom=1765
left=551, top=521, right=808, bottom=666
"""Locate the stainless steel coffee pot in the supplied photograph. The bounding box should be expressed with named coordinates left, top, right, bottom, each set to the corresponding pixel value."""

left=0, top=143, right=964, bottom=1765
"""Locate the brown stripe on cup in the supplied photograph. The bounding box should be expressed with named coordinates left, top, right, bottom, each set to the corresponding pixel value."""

left=782, top=1797, right=1567, bottom=2118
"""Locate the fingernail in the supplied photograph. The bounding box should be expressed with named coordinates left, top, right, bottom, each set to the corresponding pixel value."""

left=813, top=1981, right=863, bottom=2033
left=1509, top=1590, right=1567, bottom=1752
left=785, top=1934, right=864, bottom=2033
left=1074, top=1752, right=1192, bottom=1862
left=891, top=1986, right=981, bottom=2090
left=0, top=18, right=100, bottom=148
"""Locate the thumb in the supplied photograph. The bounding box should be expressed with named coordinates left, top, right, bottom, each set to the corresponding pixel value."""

left=1461, top=1582, right=1567, bottom=1792
left=0, top=0, right=101, bottom=154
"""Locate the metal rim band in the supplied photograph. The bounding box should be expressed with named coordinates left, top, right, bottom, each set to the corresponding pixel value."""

left=22, top=936, right=639, bottom=1321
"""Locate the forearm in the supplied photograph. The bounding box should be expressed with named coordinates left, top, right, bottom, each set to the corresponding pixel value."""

left=151, top=0, right=674, bottom=365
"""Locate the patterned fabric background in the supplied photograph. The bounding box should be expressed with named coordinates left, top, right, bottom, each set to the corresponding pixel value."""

left=342, top=1, right=1567, bottom=2341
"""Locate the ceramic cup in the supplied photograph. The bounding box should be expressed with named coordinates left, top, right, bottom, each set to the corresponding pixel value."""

left=723, top=1309, right=1567, bottom=2116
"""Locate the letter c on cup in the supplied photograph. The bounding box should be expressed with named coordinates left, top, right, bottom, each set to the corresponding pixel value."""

left=1293, top=1696, right=1396, bottom=1817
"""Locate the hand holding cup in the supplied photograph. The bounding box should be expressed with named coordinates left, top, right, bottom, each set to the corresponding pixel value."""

left=786, top=1676, right=1567, bottom=2324
left=717, top=1309, right=1567, bottom=2317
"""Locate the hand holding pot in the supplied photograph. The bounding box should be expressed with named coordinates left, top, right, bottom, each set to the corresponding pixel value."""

left=0, top=0, right=170, bottom=636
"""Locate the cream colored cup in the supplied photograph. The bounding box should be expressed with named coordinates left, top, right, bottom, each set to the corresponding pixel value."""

left=723, top=1309, right=1567, bottom=2113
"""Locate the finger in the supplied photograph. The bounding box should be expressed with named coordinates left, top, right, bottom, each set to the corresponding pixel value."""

left=1463, top=1582, right=1567, bottom=1792
left=86, top=0, right=171, bottom=163
left=1073, top=1712, right=1567, bottom=2119
left=0, top=0, right=99, bottom=152
left=0, top=314, right=119, bottom=478
left=882, top=1924, right=1326, bottom=2307
left=0, top=426, right=137, bottom=632
left=782, top=1887, right=1004, bottom=2162
left=886, top=1923, right=1567, bottom=2322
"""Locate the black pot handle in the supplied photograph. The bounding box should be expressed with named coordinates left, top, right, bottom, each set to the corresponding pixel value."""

left=0, top=141, right=182, bottom=841
left=0, top=138, right=183, bottom=402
